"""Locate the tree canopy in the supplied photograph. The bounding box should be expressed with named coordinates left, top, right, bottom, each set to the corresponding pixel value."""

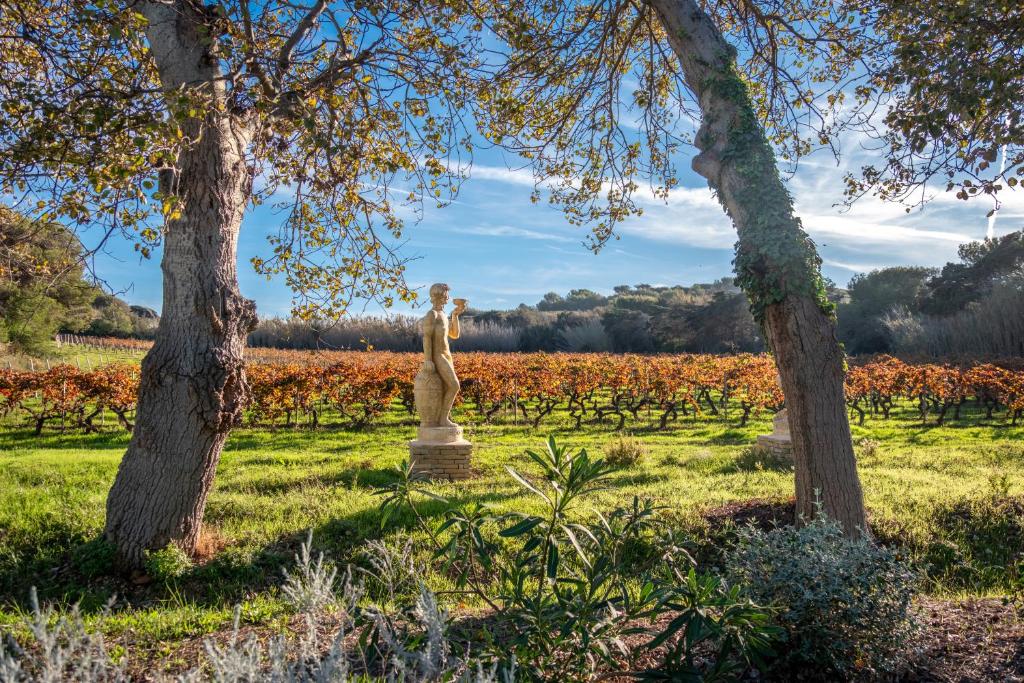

left=1, top=0, right=490, bottom=318
left=472, top=0, right=873, bottom=253
left=847, top=0, right=1023, bottom=208
left=836, top=266, right=934, bottom=354
left=0, top=206, right=154, bottom=353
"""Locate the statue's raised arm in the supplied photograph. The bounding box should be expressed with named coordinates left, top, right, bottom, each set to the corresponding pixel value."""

left=449, top=297, right=466, bottom=340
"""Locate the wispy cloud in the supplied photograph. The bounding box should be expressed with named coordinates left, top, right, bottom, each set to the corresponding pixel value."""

left=447, top=224, right=576, bottom=242
left=806, top=218, right=972, bottom=245
left=822, top=258, right=881, bottom=273
left=461, top=124, right=1011, bottom=274
left=465, top=164, right=539, bottom=187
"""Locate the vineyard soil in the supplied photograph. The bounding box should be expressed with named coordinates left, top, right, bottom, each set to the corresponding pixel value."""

left=1, top=393, right=1023, bottom=674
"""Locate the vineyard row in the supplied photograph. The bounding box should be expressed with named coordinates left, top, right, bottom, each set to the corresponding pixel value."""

left=3, top=353, right=1024, bottom=435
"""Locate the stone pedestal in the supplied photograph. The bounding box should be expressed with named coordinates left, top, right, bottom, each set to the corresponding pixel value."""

left=416, top=425, right=464, bottom=443
left=755, top=409, right=793, bottom=464
left=408, top=439, right=473, bottom=480
left=409, top=367, right=473, bottom=480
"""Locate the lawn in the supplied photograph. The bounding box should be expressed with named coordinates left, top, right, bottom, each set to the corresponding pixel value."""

left=1, top=400, right=1023, bottom=672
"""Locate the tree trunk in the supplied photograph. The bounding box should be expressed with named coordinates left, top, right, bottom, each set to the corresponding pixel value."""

left=649, top=0, right=868, bottom=535
left=104, top=2, right=257, bottom=567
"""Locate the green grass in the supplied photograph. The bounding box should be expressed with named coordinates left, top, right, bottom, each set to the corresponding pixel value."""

left=1, top=401, right=1023, bottom=664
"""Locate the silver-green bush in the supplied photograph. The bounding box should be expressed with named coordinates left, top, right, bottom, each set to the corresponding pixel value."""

left=0, top=588, right=124, bottom=682
left=2, top=543, right=495, bottom=683
left=723, top=507, right=920, bottom=678
left=281, top=530, right=341, bottom=614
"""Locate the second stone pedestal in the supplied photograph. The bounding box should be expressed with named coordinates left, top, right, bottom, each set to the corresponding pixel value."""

left=755, top=434, right=794, bottom=464
left=409, top=440, right=473, bottom=480
left=755, top=408, right=793, bottom=464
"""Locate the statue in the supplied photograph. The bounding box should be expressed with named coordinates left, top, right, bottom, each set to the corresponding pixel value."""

left=414, top=283, right=466, bottom=435
left=409, top=283, right=473, bottom=478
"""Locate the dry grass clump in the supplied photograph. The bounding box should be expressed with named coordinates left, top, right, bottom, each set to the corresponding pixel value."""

left=603, top=435, right=647, bottom=468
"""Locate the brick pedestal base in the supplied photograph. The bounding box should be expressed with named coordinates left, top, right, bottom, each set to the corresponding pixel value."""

left=408, top=440, right=473, bottom=480
left=755, top=434, right=794, bottom=464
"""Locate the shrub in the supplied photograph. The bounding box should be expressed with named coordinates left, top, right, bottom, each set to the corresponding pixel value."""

left=559, top=319, right=612, bottom=352
left=658, top=452, right=683, bottom=467
left=0, top=588, right=122, bottom=682
left=5, top=549, right=478, bottom=682
left=280, top=530, right=339, bottom=614
left=359, top=536, right=419, bottom=607
left=603, top=434, right=647, bottom=468
left=856, top=437, right=881, bottom=458
left=724, top=507, right=920, bottom=678
left=143, top=543, right=193, bottom=581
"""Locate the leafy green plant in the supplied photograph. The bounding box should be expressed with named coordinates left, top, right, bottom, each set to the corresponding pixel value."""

left=641, top=569, right=779, bottom=682
left=380, top=436, right=780, bottom=680
left=724, top=504, right=920, bottom=678
left=143, top=543, right=193, bottom=582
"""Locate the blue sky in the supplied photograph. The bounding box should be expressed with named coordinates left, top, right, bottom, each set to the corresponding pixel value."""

left=92, top=128, right=1024, bottom=318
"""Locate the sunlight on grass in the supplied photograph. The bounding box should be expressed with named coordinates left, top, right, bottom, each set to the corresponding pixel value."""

left=1, top=400, right=1022, bottom=663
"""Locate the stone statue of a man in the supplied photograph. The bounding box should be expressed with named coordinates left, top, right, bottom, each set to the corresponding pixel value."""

left=409, top=283, right=473, bottom=478
left=414, top=283, right=466, bottom=433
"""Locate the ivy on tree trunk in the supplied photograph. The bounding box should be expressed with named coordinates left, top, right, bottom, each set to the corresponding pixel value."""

left=648, top=0, right=868, bottom=535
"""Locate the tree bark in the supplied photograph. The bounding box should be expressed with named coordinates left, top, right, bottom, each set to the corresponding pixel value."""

left=104, top=2, right=257, bottom=567
left=649, top=0, right=868, bottom=535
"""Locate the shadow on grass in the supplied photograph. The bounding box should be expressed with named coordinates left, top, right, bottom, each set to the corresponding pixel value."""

left=224, top=429, right=403, bottom=453
left=0, top=428, right=129, bottom=452
left=873, top=494, right=1024, bottom=594
left=720, top=446, right=794, bottom=474
left=607, top=471, right=669, bottom=487
left=704, top=429, right=755, bottom=446
left=0, top=475, right=518, bottom=617
left=217, top=463, right=401, bottom=496
left=223, top=446, right=371, bottom=468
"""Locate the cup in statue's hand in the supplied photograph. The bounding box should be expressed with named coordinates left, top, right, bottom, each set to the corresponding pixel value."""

left=453, top=298, right=467, bottom=311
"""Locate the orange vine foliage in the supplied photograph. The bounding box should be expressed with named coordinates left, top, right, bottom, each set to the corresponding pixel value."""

left=4, top=352, right=1024, bottom=434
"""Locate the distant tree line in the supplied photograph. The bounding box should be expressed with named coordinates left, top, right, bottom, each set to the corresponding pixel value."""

left=250, top=231, right=1024, bottom=359
left=0, top=208, right=158, bottom=355
left=838, top=230, right=1024, bottom=357
left=249, top=278, right=767, bottom=354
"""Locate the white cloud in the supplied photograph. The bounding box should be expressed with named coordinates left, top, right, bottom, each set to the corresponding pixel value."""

left=446, top=126, right=1015, bottom=273
left=822, top=259, right=881, bottom=273
left=465, top=164, right=539, bottom=187
left=805, top=216, right=972, bottom=245
left=447, top=224, right=576, bottom=242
